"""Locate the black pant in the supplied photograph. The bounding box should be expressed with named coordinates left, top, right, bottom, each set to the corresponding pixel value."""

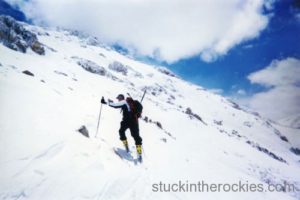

left=119, top=120, right=142, bottom=145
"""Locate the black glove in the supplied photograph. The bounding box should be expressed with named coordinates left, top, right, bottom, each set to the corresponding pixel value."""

left=101, top=97, right=107, bottom=104
left=108, top=99, right=113, bottom=103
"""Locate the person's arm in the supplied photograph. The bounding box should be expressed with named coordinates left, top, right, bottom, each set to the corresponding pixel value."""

left=108, top=100, right=127, bottom=108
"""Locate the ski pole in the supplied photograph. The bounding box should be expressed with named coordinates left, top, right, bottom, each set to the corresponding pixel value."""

left=95, top=102, right=103, bottom=138
left=141, top=89, right=147, bottom=102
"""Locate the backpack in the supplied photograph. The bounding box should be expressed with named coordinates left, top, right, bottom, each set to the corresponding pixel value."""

left=126, top=97, right=143, bottom=118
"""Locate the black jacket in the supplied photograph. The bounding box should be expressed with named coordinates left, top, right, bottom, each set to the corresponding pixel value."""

left=108, top=100, right=133, bottom=121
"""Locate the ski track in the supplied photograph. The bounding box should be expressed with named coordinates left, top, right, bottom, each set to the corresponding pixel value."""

left=12, top=142, right=65, bottom=178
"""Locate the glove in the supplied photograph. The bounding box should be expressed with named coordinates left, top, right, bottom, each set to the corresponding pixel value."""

left=108, top=99, right=113, bottom=103
left=101, top=97, right=107, bottom=104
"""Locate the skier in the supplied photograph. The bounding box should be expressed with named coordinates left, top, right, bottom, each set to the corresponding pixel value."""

left=101, top=94, right=143, bottom=162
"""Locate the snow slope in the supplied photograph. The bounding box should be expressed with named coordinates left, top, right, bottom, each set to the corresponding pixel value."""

left=0, top=19, right=300, bottom=200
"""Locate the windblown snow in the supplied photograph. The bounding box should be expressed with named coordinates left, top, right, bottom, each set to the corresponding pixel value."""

left=0, top=17, right=300, bottom=200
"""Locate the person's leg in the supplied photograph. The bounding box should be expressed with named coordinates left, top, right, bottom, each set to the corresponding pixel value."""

left=119, top=121, right=129, bottom=151
left=130, top=121, right=142, bottom=162
left=129, top=122, right=142, bottom=145
left=119, top=121, right=128, bottom=140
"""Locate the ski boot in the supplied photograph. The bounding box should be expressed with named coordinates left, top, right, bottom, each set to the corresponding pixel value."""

left=136, top=144, right=142, bottom=163
left=122, top=140, right=129, bottom=153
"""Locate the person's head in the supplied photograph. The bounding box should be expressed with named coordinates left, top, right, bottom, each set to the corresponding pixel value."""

left=116, top=94, right=125, bottom=101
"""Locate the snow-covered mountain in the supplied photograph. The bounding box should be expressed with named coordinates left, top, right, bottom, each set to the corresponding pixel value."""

left=0, top=16, right=300, bottom=200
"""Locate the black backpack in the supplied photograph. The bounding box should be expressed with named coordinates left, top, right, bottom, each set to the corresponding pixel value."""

left=126, top=97, right=143, bottom=118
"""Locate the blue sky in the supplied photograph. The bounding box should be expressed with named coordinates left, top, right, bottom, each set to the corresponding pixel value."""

left=0, top=0, right=25, bottom=21
left=165, top=0, right=300, bottom=96
left=1, top=0, right=300, bottom=122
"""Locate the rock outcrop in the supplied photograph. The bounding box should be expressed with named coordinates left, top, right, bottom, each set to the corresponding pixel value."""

left=0, top=15, right=45, bottom=55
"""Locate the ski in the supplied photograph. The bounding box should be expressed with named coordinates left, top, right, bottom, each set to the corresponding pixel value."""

left=113, top=147, right=143, bottom=165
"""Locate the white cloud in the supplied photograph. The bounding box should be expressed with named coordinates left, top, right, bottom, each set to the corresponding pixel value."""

left=247, top=86, right=300, bottom=120
left=263, top=0, right=276, bottom=11
left=240, top=58, right=300, bottom=121
left=248, top=58, right=300, bottom=87
left=296, top=13, right=300, bottom=22
left=208, top=88, right=224, bottom=95
left=6, top=0, right=271, bottom=63
left=237, top=89, right=246, bottom=95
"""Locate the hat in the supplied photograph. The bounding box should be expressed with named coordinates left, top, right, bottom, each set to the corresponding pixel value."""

left=116, top=94, right=125, bottom=100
